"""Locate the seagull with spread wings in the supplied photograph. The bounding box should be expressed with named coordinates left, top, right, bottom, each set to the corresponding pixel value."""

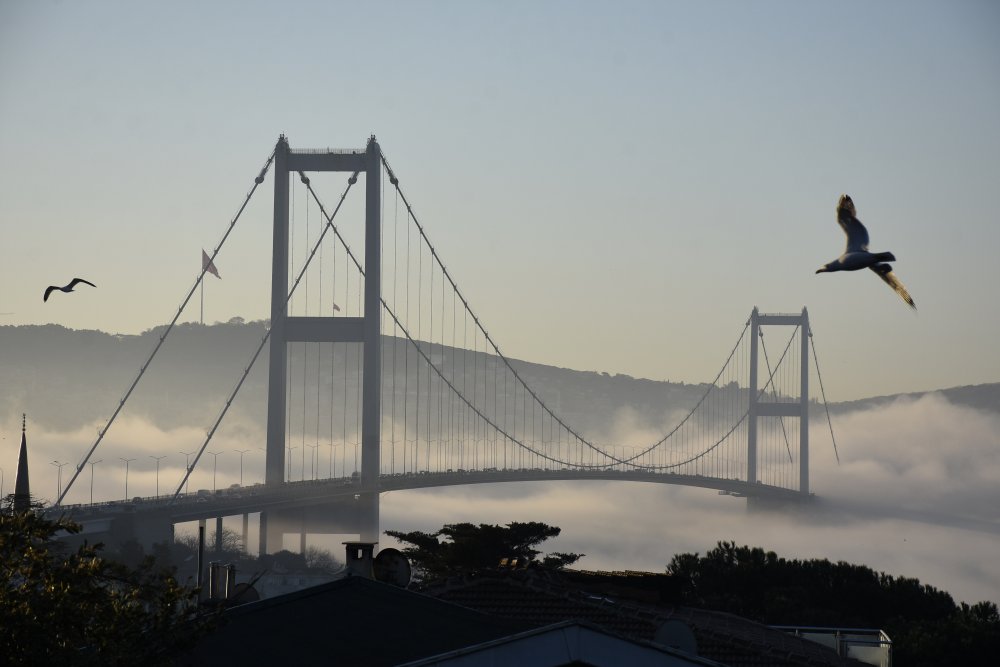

left=43, top=278, right=96, bottom=302
left=816, top=195, right=916, bottom=310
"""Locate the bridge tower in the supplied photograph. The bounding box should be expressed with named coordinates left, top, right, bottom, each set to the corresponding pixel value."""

left=261, top=136, right=382, bottom=553
left=747, top=307, right=810, bottom=500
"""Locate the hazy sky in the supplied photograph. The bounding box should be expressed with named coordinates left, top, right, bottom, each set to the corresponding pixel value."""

left=2, top=0, right=999, bottom=402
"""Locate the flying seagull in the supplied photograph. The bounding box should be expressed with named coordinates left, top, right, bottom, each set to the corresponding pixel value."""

left=816, top=195, right=916, bottom=310
left=43, top=278, right=96, bottom=302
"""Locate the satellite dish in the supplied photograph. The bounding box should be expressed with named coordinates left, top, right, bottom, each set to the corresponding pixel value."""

left=654, top=620, right=698, bottom=656
left=373, top=548, right=412, bottom=588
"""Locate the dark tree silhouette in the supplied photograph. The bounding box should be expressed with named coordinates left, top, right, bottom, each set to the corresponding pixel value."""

left=666, top=541, right=1000, bottom=667
left=385, top=521, right=582, bottom=581
left=0, top=501, right=216, bottom=666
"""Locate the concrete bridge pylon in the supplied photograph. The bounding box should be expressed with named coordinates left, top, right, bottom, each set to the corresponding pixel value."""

left=262, top=136, right=382, bottom=554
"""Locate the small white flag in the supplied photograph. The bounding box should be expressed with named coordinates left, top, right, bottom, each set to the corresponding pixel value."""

left=202, top=249, right=221, bottom=279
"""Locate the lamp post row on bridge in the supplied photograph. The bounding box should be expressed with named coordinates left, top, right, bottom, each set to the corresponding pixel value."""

left=234, top=449, right=249, bottom=486
left=50, top=460, right=68, bottom=501
left=89, top=459, right=102, bottom=505
left=306, top=443, right=319, bottom=480
left=149, top=455, right=166, bottom=497
left=67, top=446, right=264, bottom=504
left=207, top=451, right=222, bottom=492
left=118, top=457, right=135, bottom=501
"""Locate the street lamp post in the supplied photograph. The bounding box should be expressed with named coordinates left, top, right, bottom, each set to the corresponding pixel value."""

left=179, top=451, right=195, bottom=495
left=207, top=451, right=223, bottom=492
left=119, top=457, right=136, bottom=501
left=50, top=460, right=68, bottom=500
left=234, top=449, right=250, bottom=486
left=149, top=455, right=167, bottom=496
left=306, top=444, right=319, bottom=480
left=89, top=459, right=102, bottom=505
left=286, top=445, right=298, bottom=482
left=1, top=466, right=4, bottom=499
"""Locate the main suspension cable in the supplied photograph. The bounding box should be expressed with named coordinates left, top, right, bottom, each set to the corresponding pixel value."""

left=299, top=178, right=606, bottom=469
left=59, top=147, right=276, bottom=505
left=380, top=153, right=754, bottom=468
left=808, top=331, right=841, bottom=464
left=301, top=178, right=773, bottom=472
left=171, top=169, right=359, bottom=501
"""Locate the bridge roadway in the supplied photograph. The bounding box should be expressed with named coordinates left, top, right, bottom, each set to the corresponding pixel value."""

left=59, top=469, right=806, bottom=526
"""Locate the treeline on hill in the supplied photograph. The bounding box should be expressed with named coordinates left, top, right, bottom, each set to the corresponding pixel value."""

left=666, top=541, right=1000, bottom=667
left=0, top=321, right=713, bottom=440
left=387, top=524, right=999, bottom=665
left=3, top=322, right=998, bottom=436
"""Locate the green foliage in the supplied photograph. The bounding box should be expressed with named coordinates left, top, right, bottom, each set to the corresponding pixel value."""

left=386, top=521, right=583, bottom=581
left=0, top=505, right=215, bottom=666
left=666, top=540, right=1000, bottom=667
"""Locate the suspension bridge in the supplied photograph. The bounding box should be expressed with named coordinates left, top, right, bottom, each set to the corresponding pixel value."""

left=50, top=136, right=837, bottom=555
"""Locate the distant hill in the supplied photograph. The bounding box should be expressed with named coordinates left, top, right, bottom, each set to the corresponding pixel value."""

left=827, top=383, right=1000, bottom=415
left=1, top=323, right=997, bottom=435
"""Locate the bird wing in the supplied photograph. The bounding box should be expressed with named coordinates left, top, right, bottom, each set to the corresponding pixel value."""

left=69, top=278, right=97, bottom=289
left=837, top=210, right=870, bottom=253
left=43, top=286, right=57, bottom=302
left=870, top=264, right=916, bottom=310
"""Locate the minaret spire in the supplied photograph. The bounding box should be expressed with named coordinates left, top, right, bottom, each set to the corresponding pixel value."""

left=13, top=412, right=31, bottom=511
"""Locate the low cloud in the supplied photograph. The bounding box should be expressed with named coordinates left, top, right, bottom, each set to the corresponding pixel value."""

left=386, top=393, right=1000, bottom=605
left=1, top=416, right=267, bottom=502
left=4, top=392, right=998, bottom=605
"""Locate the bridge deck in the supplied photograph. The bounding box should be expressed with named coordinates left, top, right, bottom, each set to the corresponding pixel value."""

left=57, top=470, right=806, bottom=525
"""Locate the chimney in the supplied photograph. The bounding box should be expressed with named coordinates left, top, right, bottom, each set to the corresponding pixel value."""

left=208, top=562, right=221, bottom=600
left=343, top=542, right=376, bottom=579
left=225, top=563, right=236, bottom=599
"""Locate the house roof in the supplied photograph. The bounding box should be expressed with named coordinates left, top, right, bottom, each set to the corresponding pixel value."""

left=420, top=569, right=869, bottom=667
left=181, top=575, right=530, bottom=667
left=398, top=620, right=728, bottom=667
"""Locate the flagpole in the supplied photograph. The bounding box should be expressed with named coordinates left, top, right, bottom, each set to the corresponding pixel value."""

left=200, top=279, right=204, bottom=325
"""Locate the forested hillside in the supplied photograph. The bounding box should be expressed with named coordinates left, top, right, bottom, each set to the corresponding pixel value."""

left=2, top=323, right=997, bottom=435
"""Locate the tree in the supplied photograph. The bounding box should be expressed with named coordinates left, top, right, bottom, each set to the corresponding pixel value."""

left=304, top=546, right=342, bottom=573
left=0, top=502, right=215, bottom=666
left=175, top=526, right=246, bottom=562
left=385, top=521, right=583, bottom=582
left=665, top=540, right=1000, bottom=667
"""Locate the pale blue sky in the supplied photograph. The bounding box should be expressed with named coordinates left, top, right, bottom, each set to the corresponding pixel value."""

left=2, top=0, right=999, bottom=400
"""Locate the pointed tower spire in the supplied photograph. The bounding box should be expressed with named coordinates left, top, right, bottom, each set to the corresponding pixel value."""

left=13, top=413, right=31, bottom=511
